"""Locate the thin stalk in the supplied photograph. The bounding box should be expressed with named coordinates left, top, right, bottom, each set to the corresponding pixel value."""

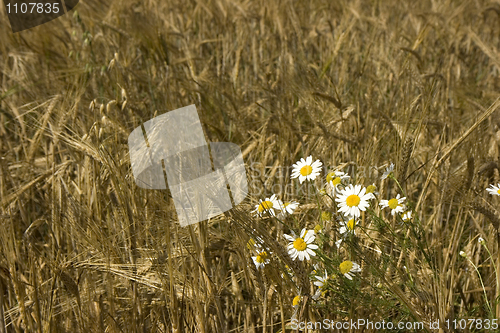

left=466, top=256, right=493, bottom=316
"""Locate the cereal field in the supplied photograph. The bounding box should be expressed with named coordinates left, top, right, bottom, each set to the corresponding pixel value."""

left=1, top=0, right=500, bottom=332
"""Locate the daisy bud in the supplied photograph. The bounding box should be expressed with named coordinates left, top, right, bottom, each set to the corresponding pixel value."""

left=321, top=211, right=332, bottom=221
left=366, top=184, right=377, bottom=194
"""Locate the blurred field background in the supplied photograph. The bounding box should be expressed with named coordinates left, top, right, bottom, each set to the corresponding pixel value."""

left=2, top=0, right=500, bottom=331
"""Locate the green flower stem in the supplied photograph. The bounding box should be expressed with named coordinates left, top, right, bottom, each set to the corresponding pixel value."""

left=483, top=244, right=500, bottom=314
left=465, top=256, right=493, bottom=316
left=389, top=174, right=406, bottom=198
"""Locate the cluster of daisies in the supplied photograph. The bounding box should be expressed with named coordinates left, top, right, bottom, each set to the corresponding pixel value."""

left=249, top=157, right=414, bottom=306
left=252, top=194, right=299, bottom=218
left=326, top=163, right=411, bottom=222
left=249, top=157, right=500, bottom=312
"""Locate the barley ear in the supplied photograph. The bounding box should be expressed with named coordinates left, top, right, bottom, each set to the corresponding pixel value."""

left=464, top=157, right=474, bottom=192
left=398, top=136, right=414, bottom=186
left=469, top=201, right=500, bottom=230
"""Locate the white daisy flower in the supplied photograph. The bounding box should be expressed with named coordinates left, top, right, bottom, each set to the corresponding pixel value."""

left=339, top=260, right=361, bottom=280
left=291, top=156, right=323, bottom=184
left=313, top=270, right=328, bottom=288
left=326, top=171, right=350, bottom=195
left=339, top=216, right=357, bottom=236
left=335, top=216, right=356, bottom=248
left=252, top=194, right=281, bottom=217
left=486, top=183, right=500, bottom=196
left=278, top=201, right=299, bottom=216
left=459, top=251, right=467, bottom=257
left=284, top=228, right=318, bottom=261
left=379, top=194, right=406, bottom=215
left=401, top=211, right=412, bottom=222
left=312, top=270, right=329, bottom=300
left=252, top=250, right=270, bottom=269
left=335, top=184, right=373, bottom=218
left=478, top=237, right=486, bottom=245
left=326, top=171, right=350, bottom=186
left=381, top=163, right=394, bottom=180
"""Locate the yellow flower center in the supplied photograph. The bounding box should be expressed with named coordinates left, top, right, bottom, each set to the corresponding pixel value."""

left=258, top=200, right=273, bottom=213
left=346, top=194, right=360, bottom=207
left=326, top=172, right=341, bottom=185
left=347, top=219, right=355, bottom=230
left=300, top=165, right=313, bottom=176
left=388, top=198, right=399, bottom=210
left=292, top=295, right=301, bottom=307
left=293, top=238, right=307, bottom=251
left=255, top=251, right=268, bottom=263
left=339, top=260, right=353, bottom=274
left=314, top=224, right=322, bottom=233
left=283, top=202, right=290, bottom=207
left=366, top=185, right=376, bottom=193
left=497, top=189, right=500, bottom=195
left=326, top=172, right=335, bottom=183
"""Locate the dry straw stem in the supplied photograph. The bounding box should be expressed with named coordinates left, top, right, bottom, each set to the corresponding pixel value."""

left=464, top=157, right=474, bottom=192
